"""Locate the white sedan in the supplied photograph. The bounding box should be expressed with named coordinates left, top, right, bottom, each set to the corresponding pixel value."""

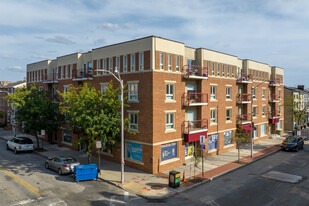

left=7, top=137, right=34, bottom=154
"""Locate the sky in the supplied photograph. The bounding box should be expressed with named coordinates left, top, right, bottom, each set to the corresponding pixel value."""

left=0, top=0, right=308, bottom=87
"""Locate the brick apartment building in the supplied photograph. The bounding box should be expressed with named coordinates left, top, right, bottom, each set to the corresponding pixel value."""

left=0, top=81, right=27, bottom=129
left=26, top=36, right=284, bottom=174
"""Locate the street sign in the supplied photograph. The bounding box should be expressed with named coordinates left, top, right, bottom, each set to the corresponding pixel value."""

left=200, top=135, right=206, bottom=150
left=41, top=130, right=45, bottom=136
left=96, top=141, right=102, bottom=149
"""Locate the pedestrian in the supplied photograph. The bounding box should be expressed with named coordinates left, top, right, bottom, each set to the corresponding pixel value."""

left=292, top=130, right=295, bottom=136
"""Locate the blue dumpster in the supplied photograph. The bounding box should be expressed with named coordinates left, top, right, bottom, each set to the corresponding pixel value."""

left=74, top=164, right=99, bottom=182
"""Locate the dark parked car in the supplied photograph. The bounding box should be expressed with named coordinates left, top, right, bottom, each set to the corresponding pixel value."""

left=45, top=156, right=81, bottom=175
left=281, top=136, right=304, bottom=152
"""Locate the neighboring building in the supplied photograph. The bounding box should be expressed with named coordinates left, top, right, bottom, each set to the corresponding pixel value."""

left=26, top=36, right=284, bottom=174
left=0, top=81, right=27, bottom=129
left=284, top=85, right=309, bottom=131
left=0, top=81, right=12, bottom=87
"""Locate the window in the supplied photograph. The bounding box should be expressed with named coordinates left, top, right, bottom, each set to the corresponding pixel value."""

left=212, top=62, right=215, bottom=76
left=262, top=106, right=266, bottom=116
left=116, top=57, right=120, bottom=70
left=253, top=106, right=257, bottom=117
left=226, top=109, right=232, bottom=121
left=63, top=130, right=72, bottom=144
left=208, top=134, right=218, bottom=150
left=260, top=123, right=267, bottom=136
left=277, top=120, right=282, bottom=130
left=167, top=54, right=172, bottom=71
left=210, top=86, right=216, bottom=100
left=217, top=63, right=220, bottom=76
left=66, top=65, right=69, bottom=78
left=97, top=60, right=101, bottom=75
left=100, top=83, right=109, bottom=93
left=109, top=58, right=113, bottom=73
left=63, top=85, right=70, bottom=93
left=160, top=53, right=164, bottom=70
left=123, top=56, right=127, bottom=72
left=166, top=113, right=175, bottom=130
left=61, top=66, right=64, bottom=79
left=166, top=83, right=175, bottom=100
left=224, top=131, right=233, bottom=146
left=227, top=66, right=230, bottom=77
left=129, top=112, right=138, bottom=131
left=139, top=53, right=144, bottom=70
left=222, top=65, right=225, bottom=76
left=38, top=70, right=41, bottom=81
left=128, top=83, right=138, bottom=101
left=226, top=87, right=231, bottom=100
left=278, top=89, right=281, bottom=99
left=129, top=54, right=135, bottom=71
left=211, top=109, right=216, bottom=124
left=262, top=88, right=266, bottom=99
left=252, top=88, right=256, bottom=99
left=176, top=56, right=180, bottom=71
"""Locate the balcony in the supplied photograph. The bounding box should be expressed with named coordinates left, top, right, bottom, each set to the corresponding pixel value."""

left=43, top=72, right=58, bottom=83
left=269, top=78, right=280, bottom=86
left=73, top=68, right=93, bottom=81
left=237, top=93, right=252, bottom=104
left=237, top=114, right=251, bottom=125
left=269, top=110, right=280, bottom=124
left=183, top=93, right=208, bottom=106
left=183, top=65, right=208, bottom=79
left=269, top=94, right=280, bottom=103
left=183, top=119, right=208, bottom=142
left=237, top=73, right=253, bottom=83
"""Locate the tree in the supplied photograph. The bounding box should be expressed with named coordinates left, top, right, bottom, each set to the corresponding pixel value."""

left=233, top=127, right=251, bottom=163
left=5, top=86, right=62, bottom=150
left=59, top=81, right=131, bottom=163
left=191, top=148, right=201, bottom=180
left=285, top=94, right=308, bottom=129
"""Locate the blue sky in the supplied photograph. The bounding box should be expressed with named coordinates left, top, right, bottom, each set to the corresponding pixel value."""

left=0, top=0, right=308, bottom=87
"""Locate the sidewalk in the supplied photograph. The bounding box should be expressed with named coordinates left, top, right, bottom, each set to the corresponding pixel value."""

left=0, top=128, right=300, bottom=200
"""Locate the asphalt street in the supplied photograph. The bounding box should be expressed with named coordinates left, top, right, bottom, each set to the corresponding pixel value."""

left=0, top=139, right=141, bottom=206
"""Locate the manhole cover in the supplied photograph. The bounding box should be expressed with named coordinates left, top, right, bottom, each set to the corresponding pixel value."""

left=151, top=185, right=164, bottom=190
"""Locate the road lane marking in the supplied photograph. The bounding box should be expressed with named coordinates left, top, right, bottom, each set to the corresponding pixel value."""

left=9, top=199, right=35, bottom=206
left=0, top=166, right=43, bottom=197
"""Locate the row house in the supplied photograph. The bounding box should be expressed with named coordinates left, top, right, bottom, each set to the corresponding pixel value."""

left=26, top=36, right=284, bottom=174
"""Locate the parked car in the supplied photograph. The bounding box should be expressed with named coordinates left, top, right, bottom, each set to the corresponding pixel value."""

left=45, top=156, right=81, bottom=175
left=281, top=136, right=304, bottom=152
left=6, top=137, right=34, bottom=154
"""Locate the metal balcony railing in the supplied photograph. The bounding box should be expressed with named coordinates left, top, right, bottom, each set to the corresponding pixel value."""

left=183, top=93, right=208, bottom=106
left=237, top=73, right=253, bottom=83
left=73, top=68, right=93, bottom=79
left=269, top=78, right=280, bottom=86
left=183, top=119, right=208, bottom=134
left=183, top=65, right=208, bottom=79
left=269, top=94, right=280, bottom=102
left=269, top=110, right=280, bottom=119
left=237, top=114, right=251, bottom=125
left=237, top=93, right=252, bottom=104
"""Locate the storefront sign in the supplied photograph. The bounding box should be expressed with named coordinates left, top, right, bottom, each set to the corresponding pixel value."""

left=200, top=135, right=206, bottom=150
left=161, top=143, right=177, bottom=161
left=96, top=141, right=101, bottom=149
left=224, top=131, right=233, bottom=146
left=126, top=142, right=142, bottom=162
left=208, top=133, right=218, bottom=150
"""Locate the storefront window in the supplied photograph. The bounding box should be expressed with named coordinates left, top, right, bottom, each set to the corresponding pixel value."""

left=161, top=142, right=177, bottom=161
left=63, top=130, right=72, bottom=143
left=224, top=131, right=233, bottom=146
left=185, top=143, right=194, bottom=157
left=126, top=142, right=142, bottom=162
left=208, top=133, right=218, bottom=150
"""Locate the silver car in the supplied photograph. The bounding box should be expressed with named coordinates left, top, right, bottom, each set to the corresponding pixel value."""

left=45, top=156, right=81, bottom=175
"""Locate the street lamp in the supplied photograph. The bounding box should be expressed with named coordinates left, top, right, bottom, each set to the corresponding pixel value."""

left=0, top=90, right=16, bottom=137
left=250, top=79, right=270, bottom=158
left=94, top=67, right=125, bottom=184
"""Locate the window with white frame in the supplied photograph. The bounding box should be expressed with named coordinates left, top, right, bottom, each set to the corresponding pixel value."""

left=212, top=62, right=215, bottom=76
left=226, top=87, right=231, bottom=100
left=160, top=53, right=164, bottom=70
left=222, top=65, right=225, bottom=76
left=131, top=54, right=135, bottom=71
left=123, top=56, right=127, bottom=72
left=253, top=106, right=257, bottom=117
left=232, top=67, right=235, bottom=78
left=128, top=83, right=138, bottom=101
left=63, top=85, right=70, bottom=93
left=262, top=88, right=266, bottom=99
left=226, top=108, right=232, bottom=121
left=252, top=88, right=256, bottom=99
left=103, top=59, right=107, bottom=74
left=227, top=66, right=230, bottom=77
left=260, top=123, right=267, bottom=136
left=217, top=63, right=220, bottom=76
left=129, top=112, right=138, bottom=131
left=262, top=106, right=266, bottom=116
left=166, top=83, right=175, bottom=100
left=211, top=109, right=216, bottom=124
left=168, top=54, right=172, bottom=71
left=139, top=53, right=144, bottom=70
left=278, top=104, right=281, bottom=115
left=166, top=113, right=175, bottom=130
left=278, top=89, right=281, bottom=99
left=100, top=83, right=109, bottom=93
left=116, top=57, right=120, bottom=71
left=211, top=86, right=217, bottom=100
left=97, top=60, right=101, bottom=75
left=176, top=56, right=180, bottom=71
left=109, top=58, right=113, bottom=73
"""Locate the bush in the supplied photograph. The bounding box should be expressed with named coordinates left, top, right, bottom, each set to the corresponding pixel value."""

left=276, top=130, right=281, bottom=135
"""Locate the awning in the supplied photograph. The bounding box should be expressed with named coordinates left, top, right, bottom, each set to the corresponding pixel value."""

left=184, top=131, right=207, bottom=142
left=241, top=124, right=256, bottom=132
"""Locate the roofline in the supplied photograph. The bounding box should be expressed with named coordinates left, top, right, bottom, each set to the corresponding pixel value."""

left=197, top=48, right=238, bottom=58
left=243, top=59, right=270, bottom=67
left=57, top=52, right=81, bottom=59
left=27, top=59, right=51, bottom=66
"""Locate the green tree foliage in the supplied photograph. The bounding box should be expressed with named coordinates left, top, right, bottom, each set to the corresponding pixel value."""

left=191, top=148, right=201, bottom=180
left=285, top=94, right=308, bottom=128
left=59, top=81, right=130, bottom=163
left=233, top=127, right=251, bottom=163
left=5, top=86, right=62, bottom=149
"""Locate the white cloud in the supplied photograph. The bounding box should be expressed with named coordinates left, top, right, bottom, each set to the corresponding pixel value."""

left=97, top=22, right=119, bottom=30
left=1, top=66, right=24, bottom=72
left=45, top=36, right=75, bottom=45
left=31, top=54, right=54, bottom=60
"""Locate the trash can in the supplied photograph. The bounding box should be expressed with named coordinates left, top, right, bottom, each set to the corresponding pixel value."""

left=74, top=164, right=99, bottom=182
left=169, top=170, right=180, bottom=188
